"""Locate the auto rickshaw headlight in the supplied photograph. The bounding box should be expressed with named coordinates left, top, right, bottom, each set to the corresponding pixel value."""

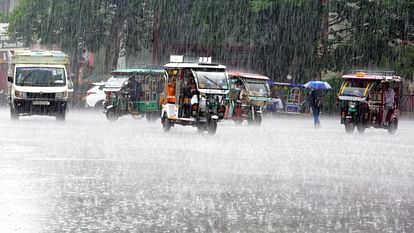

left=348, top=101, right=356, bottom=108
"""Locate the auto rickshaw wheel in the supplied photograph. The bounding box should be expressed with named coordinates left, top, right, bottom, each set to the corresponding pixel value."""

left=356, top=124, right=366, bottom=134
left=94, top=100, right=104, bottom=110
left=254, top=113, right=262, bottom=125
left=106, top=109, right=119, bottom=122
left=207, top=119, right=218, bottom=135
left=234, top=119, right=243, bottom=125
left=247, top=114, right=262, bottom=126
left=345, top=122, right=355, bottom=134
left=131, top=113, right=144, bottom=120
left=387, top=118, right=398, bottom=134
left=146, top=112, right=159, bottom=122
left=197, top=124, right=205, bottom=133
left=162, top=113, right=171, bottom=132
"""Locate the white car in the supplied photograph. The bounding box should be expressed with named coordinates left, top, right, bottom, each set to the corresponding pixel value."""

left=85, top=82, right=107, bottom=109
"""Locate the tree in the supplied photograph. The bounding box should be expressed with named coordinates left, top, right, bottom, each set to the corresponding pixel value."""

left=326, top=0, right=414, bottom=74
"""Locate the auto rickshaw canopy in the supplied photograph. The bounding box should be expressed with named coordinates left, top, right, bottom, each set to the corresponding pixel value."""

left=228, top=71, right=269, bottom=81
left=342, top=71, right=401, bottom=82
left=111, top=68, right=165, bottom=76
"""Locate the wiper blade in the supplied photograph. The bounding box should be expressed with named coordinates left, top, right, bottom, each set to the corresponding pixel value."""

left=202, top=75, right=221, bottom=88
left=19, top=71, right=34, bottom=86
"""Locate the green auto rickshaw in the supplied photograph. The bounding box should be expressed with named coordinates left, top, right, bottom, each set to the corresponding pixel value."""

left=226, top=71, right=271, bottom=125
left=103, top=68, right=166, bottom=121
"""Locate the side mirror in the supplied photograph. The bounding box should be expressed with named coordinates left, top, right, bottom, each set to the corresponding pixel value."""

left=7, top=76, right=13, bottom=83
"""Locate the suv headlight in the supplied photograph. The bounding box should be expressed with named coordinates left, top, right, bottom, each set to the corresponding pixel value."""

left=56, top=91, right=68, bottom=99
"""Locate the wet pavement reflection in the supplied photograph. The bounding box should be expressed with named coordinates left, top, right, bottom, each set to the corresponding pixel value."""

left=0, top=108, right=413, bottom=232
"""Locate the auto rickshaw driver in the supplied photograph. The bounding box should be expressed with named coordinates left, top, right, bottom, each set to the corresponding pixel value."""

left=231, top=79, right=244, bottom=117
left=184, top=77, right=198, bottom=118
left=179, top=74, right=195, bottom=118
left=239, top=83, right=250, bottom=117
left=167, top=75, right=176, bottom=103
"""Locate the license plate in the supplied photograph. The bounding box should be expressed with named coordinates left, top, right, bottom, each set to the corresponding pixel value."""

left=33, top=101, right=50, bottom=105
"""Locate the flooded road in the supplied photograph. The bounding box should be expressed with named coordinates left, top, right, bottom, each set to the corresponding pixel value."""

left=0, top=108, right=413, bottom=232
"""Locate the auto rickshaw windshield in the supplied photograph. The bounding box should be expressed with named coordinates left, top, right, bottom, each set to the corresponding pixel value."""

left=193, top=68, right=228, bottom=90
left=245, top=79, right=269, bottom=97
left=106, top=75, right=130, bottom=87
left=342, top=79, right=371, bottom=97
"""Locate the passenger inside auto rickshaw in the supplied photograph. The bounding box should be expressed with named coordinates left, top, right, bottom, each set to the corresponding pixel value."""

left=128, top=77, right=142, bottom=101
left=166, top=76, right=176, bottom=103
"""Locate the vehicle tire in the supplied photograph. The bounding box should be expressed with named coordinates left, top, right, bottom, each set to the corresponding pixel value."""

left=106, top=109, right=119, bottom=122
left=247, top=114, right=262, bottom=126
left=387, top=118, right=398, bottom=134
left=254, top=113, right=262, bottom=125
left=345, top=122, right=355, bottom=134
left=207, top=119, right=218, bottom=135
left=146, top=112, right=159, bottom=122
left=94, top=100, right=104, bottom=110
left=197, top=125, right=205, bottom=133
left=56, top=111, right=66, bottom=121
left=162, top=113, right=171, bottom=132
left=356, top=124, right=366, bottom=134
left=10, top=108, right=19, bottom=120
left=131, top=114, right=145, bottom=120
left=234, top=119, right=243, bottom=125
left=247, top=118, right=254, bottom=125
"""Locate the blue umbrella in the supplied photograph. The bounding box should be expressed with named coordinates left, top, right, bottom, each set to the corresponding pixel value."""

left=303, top=80, right=332, bottom=90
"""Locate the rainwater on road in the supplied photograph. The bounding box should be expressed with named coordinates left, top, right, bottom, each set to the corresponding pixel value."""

left=0, top=108, right=413, bottom=233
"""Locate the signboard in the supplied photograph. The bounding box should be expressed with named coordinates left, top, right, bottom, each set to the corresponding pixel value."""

left=199, top=57, right=212, bottom=64
left=0, top=23, right=25, bottom=49
left=170, top=55, right=184, bottom=63
left=0, top=40, right=25, bottom=49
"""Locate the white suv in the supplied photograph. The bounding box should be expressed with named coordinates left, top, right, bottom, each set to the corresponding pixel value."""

left=85, top=82, right=106, bottom=109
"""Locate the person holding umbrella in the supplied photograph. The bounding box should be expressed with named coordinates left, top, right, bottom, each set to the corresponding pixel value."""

left=309, top=88, right=324, bottom=128
left=304, top=81, right=331, bottom=128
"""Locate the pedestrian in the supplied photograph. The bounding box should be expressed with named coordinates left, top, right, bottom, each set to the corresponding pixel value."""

left=309, top=89, right=324, bottom=128
left=383, top=82, right=395, bottom=124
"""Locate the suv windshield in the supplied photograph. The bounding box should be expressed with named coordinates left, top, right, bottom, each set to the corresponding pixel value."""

left=342, top=79, right=371, bottom=97
left=16, top=67, right=66, bottom=87
left=193, top=69, right=228, bottom=90
left=246, top=79, right=269, bottom=97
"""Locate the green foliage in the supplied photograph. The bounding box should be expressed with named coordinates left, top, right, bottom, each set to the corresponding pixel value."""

left=390, top=46, right=414, bottom=81
left=322, top=74, right=343, bottom=113
left=251, top=0, right=309, bottom=11
left=6, top=0, right=414, bottom=86
left=251, top=0, right=274, bottom=11
left=0, top=12, right=7, bottom=23
left=8, top=0, right=154, bottom=74
left=328, top=0, right=414, bottom=76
